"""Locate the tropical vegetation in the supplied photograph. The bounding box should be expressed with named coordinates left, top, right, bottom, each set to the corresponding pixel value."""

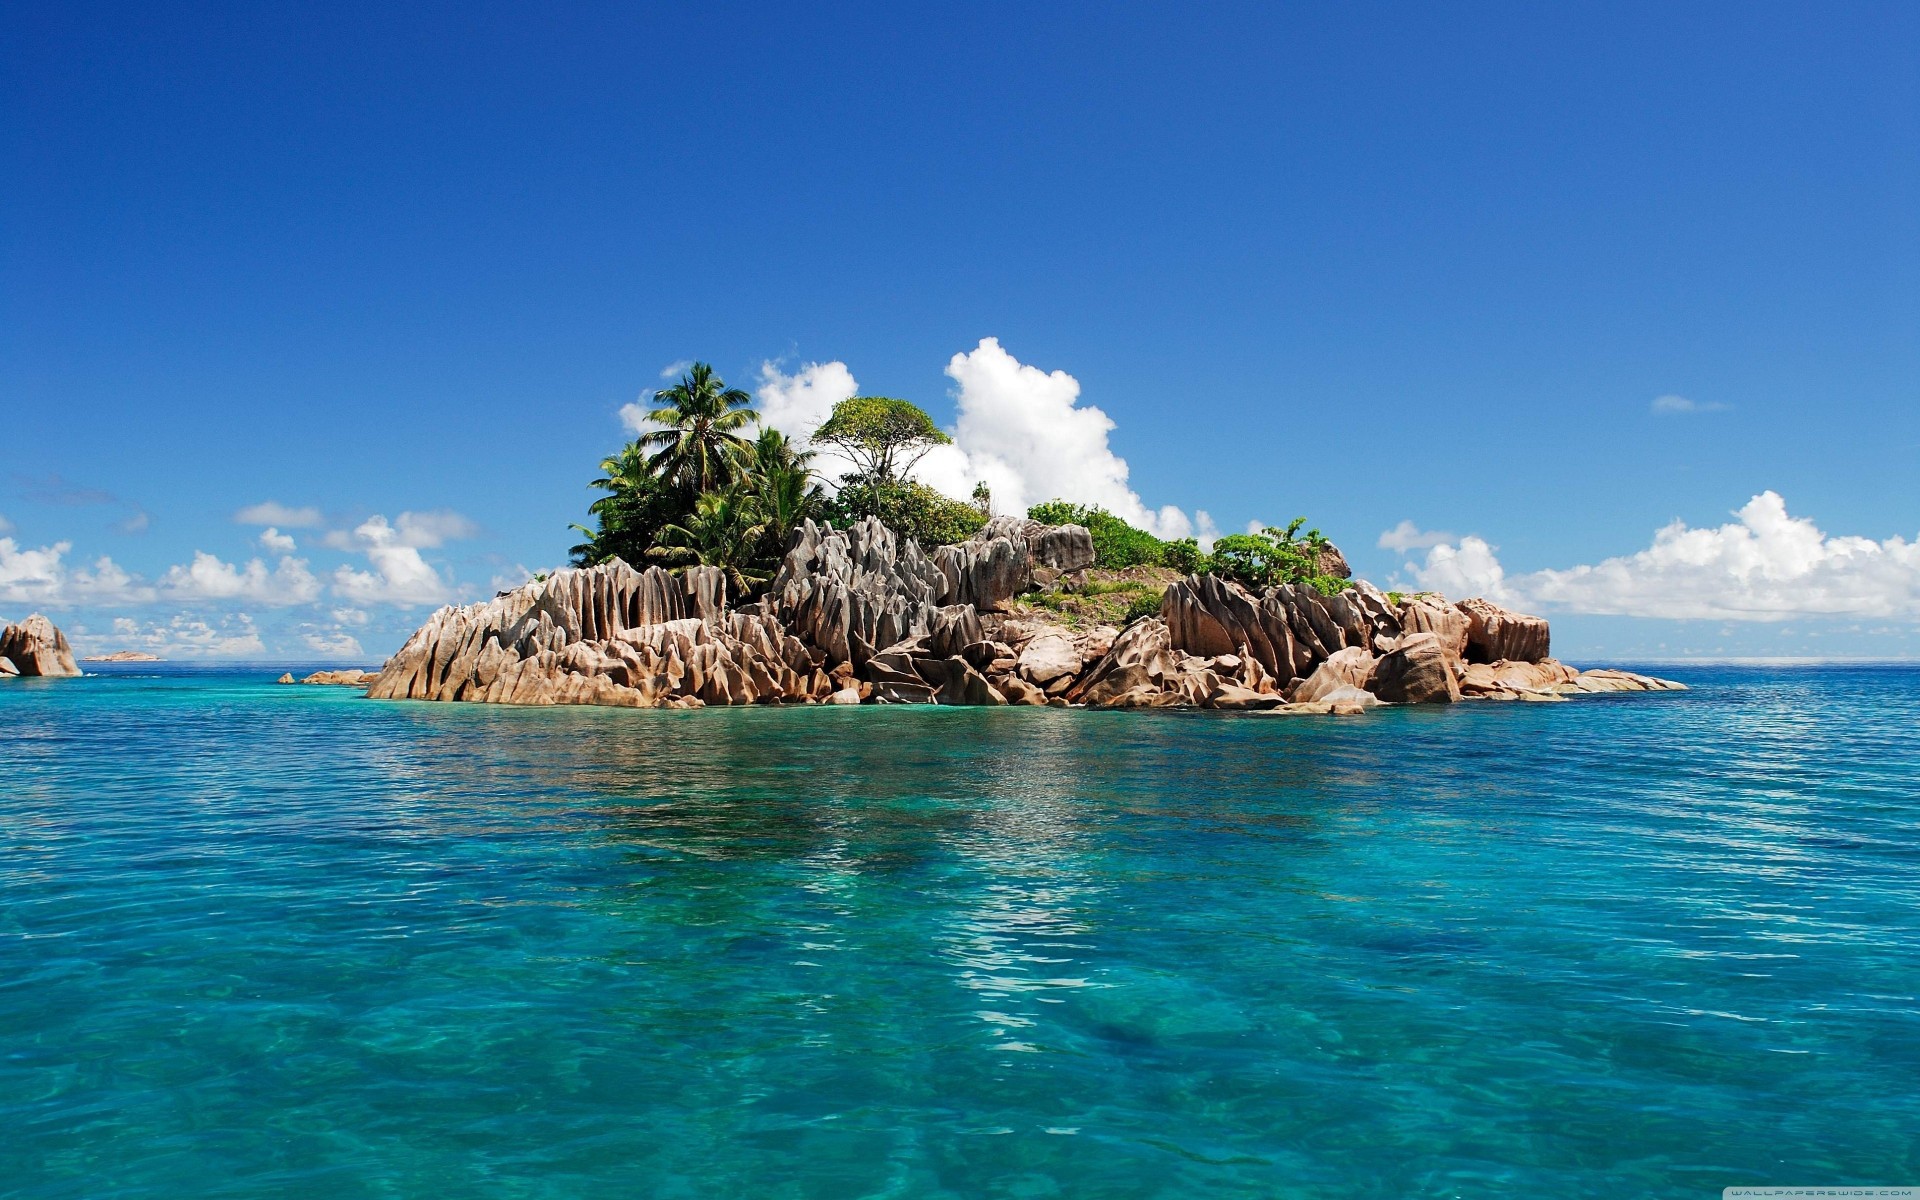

left=570, top=361, right=1342, bottom=613
left=570, top=367, right=984, bottom=591
left=1024, top=502, right=1346, bottom=596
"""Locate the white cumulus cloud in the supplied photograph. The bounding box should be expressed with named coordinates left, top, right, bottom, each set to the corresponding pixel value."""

left=912, top=337, right=1196, bottom=538
left=258, top=527, right=297, bottom=553
left=1378, top=520, right=1457, bottom=553
left=235, top=501, right=324, bottom=528
left=161, top=551, right=321, bottom=606
left=1401, top=492, right=1920, bottom=620
left=0, top=538, right=153, bottom=607
left=755, top=360, right=859, bottom=442
left=111, top=613, right=266, bottom=658
left=330, top=515, right=457, bottom=606
left=303, top=630, right=366, bottom=657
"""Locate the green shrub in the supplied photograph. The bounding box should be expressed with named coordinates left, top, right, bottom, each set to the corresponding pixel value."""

left=1026, top=500, right=1166, bottom=569
left=1121, top=590, right=1165, bottom=625
left=1161, top=537, right=1206, bottom=575
left=826, top=478, right=987, bottom=547
left=1208, top=518, right=1346, bottom=596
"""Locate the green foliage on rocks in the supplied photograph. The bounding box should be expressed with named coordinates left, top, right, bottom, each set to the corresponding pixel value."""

left=1206, top=519, right=1347, bottom=596
left=1024, top=501, right=1346, bottom=598
left=571, top=374, right=985, bottom=591
left=1026, top=500, right=1166, bottom=569
left=824, top=478, right=986, bottom=548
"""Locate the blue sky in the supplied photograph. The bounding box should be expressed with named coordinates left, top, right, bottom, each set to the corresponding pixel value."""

left=3, top=1, right=1917, bottom=660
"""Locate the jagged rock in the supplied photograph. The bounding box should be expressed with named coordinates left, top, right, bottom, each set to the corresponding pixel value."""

left=1070, top=618, right=1177, bottom=703
left=1023, top=521, right=1096, bottom=572
left=935, top=537, right=1027, bottom=612
left=828, top=687, right=862, bottom=705
left=914, top=655, right=1005, bottom=706
left=1292, top=647, right=1378, bottom=703
left=1457, top=598, right=1550, bottom=664
left=0, top=614, right=80, bottom=677
left=1366, top=632, right=1461, bottom=704
left=1160, top=575, right=1297, bottom=679
left=1342, top=581, right=1403, bottom=648
left=276, top=672, right=296, bottom=684
left=926, top=605, right=984, bottom=659
left=766, top=518, right=945, bottom=670
left=1394, top=598, right=1470, bottom=660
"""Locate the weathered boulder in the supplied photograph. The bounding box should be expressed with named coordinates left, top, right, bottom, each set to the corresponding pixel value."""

left=1564, top=668, right=1688, bottom=694
left=1028, top=523, right=1095, bottom=572
left=1071, top=618, right=1180, bottom=704
left=0, top=614, right=80, bottom=677
left=276, top=672, right=296, bottom=684
left=1456, top=598, right=1550, bottom=664
left=1460, top=659, right=1580, bottom=698
left=1016, top=632, right=1081, bottom=685
left=1313, top=541, right=1352, bottom=580
left=301, top=669, right=376, bottom=686
left=1395, top=598, right=1470, bottom=660
left=1292, top=647, right=1378, bottom=703
left=1366, top=632, right=1461, bottom=704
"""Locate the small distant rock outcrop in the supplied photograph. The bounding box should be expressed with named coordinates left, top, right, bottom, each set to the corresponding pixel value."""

left=367, top=515, right=1682, bottom=713
left=82, top=650, right=163, bottom=663
left=0, top=614, right=81, bottom=678
left=277, top=669, right=379, bottom=687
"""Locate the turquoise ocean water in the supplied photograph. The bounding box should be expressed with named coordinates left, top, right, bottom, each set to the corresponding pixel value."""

left=2, top=664, right=1916, bottom=1198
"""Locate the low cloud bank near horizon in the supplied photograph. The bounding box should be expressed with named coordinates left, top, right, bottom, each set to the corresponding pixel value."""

left=1394, top=491, right=1920, bottom=621
left=0, top=505, right=482, bottom=659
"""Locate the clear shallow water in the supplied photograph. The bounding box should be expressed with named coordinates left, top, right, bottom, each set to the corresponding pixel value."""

left=2, top=665, right=1917, bottom=1199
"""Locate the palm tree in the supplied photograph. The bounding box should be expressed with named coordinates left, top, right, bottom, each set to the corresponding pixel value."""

left=749, top=425, right=812, bottom=476
left=639, top=363, right=757, bottom=496
left=647, top=488, right=772, bottom=596
left=569, top=441, right=673, bottom=564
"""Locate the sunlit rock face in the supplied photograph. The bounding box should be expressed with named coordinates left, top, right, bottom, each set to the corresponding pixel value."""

left=0, top=615, right=80, bottom=678
left=367, top=518, right=1678, bottom=711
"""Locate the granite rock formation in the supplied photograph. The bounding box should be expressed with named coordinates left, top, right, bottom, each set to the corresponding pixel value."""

left=0, top=614, right=81, bottom=678
left=367, top=517, right=1681, bottom=712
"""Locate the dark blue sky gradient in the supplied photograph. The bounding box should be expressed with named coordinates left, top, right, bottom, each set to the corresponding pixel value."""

left=4, top=2, right=1917, bottom=655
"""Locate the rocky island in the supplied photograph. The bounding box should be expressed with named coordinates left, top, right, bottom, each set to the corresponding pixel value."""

left=1, top=614, right=81, bottom=678
left=82, top=650, right=163, bottom=663
left=368, top=515, right=1680, bottom=712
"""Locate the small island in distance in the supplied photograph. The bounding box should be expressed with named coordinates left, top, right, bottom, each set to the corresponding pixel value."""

left=82, top=650, right=163, bottom=663
left=359, top=364, right=1684, bottom=713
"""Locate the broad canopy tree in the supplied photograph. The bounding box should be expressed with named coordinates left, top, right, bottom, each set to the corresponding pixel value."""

left=811, top=396, right=952, bottom=488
